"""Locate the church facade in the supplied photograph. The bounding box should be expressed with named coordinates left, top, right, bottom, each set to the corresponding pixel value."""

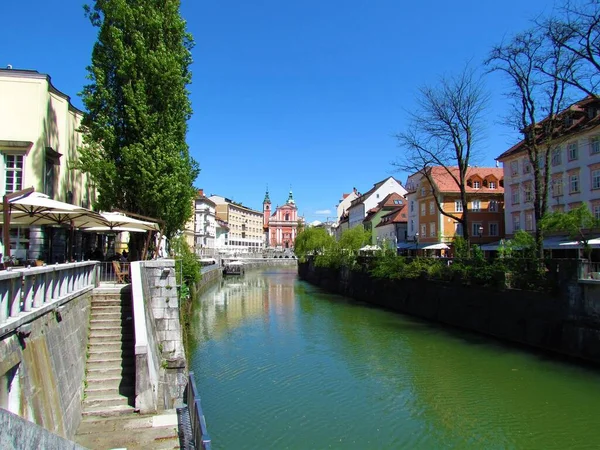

left=263, top=189, right=299, bottom=249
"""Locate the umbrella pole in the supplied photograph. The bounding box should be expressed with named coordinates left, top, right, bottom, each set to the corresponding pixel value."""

left=3, top=194, right=10, bottom=260
left=142, top=230, right=153, bottom=261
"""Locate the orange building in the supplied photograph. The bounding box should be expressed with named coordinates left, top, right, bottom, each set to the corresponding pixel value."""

left=263, top=189, right=299, bottom=249
left=415, top=166, right=505, bottom=249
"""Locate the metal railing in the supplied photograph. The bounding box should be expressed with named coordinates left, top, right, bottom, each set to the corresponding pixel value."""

left=0, top=261, right=96, bottom=334
left=95, top=261, right=131, bottom=284
left=186, top=371, right=211, bottom=450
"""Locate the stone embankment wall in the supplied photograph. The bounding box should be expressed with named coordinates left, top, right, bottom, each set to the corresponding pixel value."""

left=0, top=290, right=91, bottom=440
left=0, top=408, right=86, bottom=449
left=298, top=261, right=600, bottom=365
left=136, top=260, right=187, bottom=412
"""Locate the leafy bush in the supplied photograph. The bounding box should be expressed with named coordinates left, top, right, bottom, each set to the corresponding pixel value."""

left=170, top=235, right=201, bottom=286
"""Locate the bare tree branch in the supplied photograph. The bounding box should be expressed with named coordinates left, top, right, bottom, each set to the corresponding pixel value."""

left=392, top=66, right=489, bottom=242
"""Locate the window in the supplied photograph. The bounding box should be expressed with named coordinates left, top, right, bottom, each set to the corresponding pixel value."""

left=594, top=204, right=600, bottom=221
left=455, top=222, right=463, bottom=236
left=510, top=160, right=519, bottom=176
left=552, top=148, right=562, bottom=166
left=473, top=181, right=481, bottom=189
left=455, top=201, right=463, bottom=212
left=429, top=202, right=434, bottom=215
left=489, top=223, right=499, bottom=236
left=471, top=200, right=481, bottom=212
left=524, top=184, right=532, bottom=202
left=593, top=170, right=600, bottom=190
left=489, top=181, right=496, bottom=189
left=393, top=199, right=402, bottom=205
left=552, top=178, right=563, bottom=197
left=410, top=201, right=414, bottom=213
left=472, top=222, right=483, bottom=237
left=489, top=200, right=498, bottom=212
left=420, top=224, right=426, bottom=236
left=513, top=214, right=521, bottom=231
left=570, top=174, right=579, bottom=193
left=511, top=186, right=520, bottom=205
left=523, top=161, right=532, bottom=174
left=525, top=212, right=534, bottom=231
left=430, top=222, right=436, bottom=237
left=420, top=203, right=425, bottom=216
left=421, top=187, right=426, bottom=197
left=410, top=219, right=414, bottom=232
left=4, top=154, right=23, bottom=194
left=568, top=142, right=579, bottom=161
left=591, top=136, right=600, bottom=155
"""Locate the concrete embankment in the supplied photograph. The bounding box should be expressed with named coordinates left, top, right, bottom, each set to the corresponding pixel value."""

left=298, top=260, right=600, bottom=365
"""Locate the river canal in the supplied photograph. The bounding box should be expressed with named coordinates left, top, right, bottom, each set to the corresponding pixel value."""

left=187, top=267, right=600, bottom=449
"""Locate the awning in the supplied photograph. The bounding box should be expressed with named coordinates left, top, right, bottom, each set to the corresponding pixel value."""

left=422, top=243, right=450, bottom=250
left=396, top=242, right=415, bottom=249
left=480, top=240, right=503, bottom=251
left=557, top=238, right=600, bottom=249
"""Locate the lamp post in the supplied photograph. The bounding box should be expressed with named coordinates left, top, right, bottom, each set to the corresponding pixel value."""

left=478, top=225, right=484, bottom=248
left=414, top=232, right=419, bottom=256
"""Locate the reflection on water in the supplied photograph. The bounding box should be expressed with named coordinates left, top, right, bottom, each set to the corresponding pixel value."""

left=189, top=268, right=600, bottom=450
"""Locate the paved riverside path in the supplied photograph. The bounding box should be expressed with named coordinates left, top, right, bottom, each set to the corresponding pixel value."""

left=74, top=409, right=181, bottom=449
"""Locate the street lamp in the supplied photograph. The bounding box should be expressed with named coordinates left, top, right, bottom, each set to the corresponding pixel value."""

left=478, top=225, right=484, bottom=247
left=414, top=232, right=419, bottom=255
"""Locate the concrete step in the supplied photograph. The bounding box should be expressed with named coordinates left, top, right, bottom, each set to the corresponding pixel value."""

left=87, top=357, right=134, bottom=369
left=90, top=311, right=123, bottom=320
left=87, top=365, right=135, bottom=378
left=88, top=349, right=134, bottom=361
left=88, top=335, right=133, bottom=345
left=90, top=318, right=123, bottom=328
left=83, top=394, right=132, bottom=409
left=89, top=327, right=132, bottom=337
left=86, top=379, right=134, bottom=396
left=86, top=372, right=134, bottom=385
left=81, top=403, right=135, bottom=417
left=88, top=340, right=133, bottom=352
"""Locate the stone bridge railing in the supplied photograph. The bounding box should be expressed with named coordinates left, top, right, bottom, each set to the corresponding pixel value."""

left=0, top=261, right=97, bottom=337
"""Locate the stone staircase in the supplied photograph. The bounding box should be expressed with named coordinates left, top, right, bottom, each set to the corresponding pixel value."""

left=82, top=286, right=136, bottom=417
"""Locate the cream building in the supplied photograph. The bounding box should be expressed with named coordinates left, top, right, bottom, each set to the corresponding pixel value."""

left=193, top=189, right=217, bottom=256
left=347, top=177, right=407, bottom=229
left=208, top=195, right=264, bottom=253
left=497, top=96, right=600, bottom=237
left=0, top=68, right=96, bottom=262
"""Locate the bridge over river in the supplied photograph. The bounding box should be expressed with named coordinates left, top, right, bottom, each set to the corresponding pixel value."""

left=189, top=267, right=600, bottom=449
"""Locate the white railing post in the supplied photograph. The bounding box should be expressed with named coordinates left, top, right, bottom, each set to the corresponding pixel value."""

left=22, top=271, right=34, bottom=312
left=33, top=271, right=45, bottom=308
left=9, top=276, right=21, bottom=318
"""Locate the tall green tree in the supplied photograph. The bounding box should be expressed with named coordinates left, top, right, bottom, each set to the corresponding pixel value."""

left=76, top=0, right=199, bottom=255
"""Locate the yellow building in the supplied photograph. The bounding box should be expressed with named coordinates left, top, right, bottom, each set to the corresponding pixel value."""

left=412, top=166, right=505, bottom=251
left=208, top=195, right=264, bottom=253
left=0, top=67, right=96, bottom=262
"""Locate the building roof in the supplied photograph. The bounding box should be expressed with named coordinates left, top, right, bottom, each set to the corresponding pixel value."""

left=422, top=166, right=504, bottom=194
left=375, top=205, right=407, bottom=227
left=496, top=96, right=600, bottom=161
left=0, top=67, right=83, bottom=115
left=350, top=176, right=402, bottom=207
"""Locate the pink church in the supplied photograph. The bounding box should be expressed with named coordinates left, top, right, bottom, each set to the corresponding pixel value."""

left=263, top=189, right=299, bottom=249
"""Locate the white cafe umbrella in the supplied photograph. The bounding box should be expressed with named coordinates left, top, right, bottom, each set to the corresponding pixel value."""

left=0, top=189, right=107, bottom=259
left=0, top=191, right=104, bottom=228
left=80, top=212, right=160, bottom=232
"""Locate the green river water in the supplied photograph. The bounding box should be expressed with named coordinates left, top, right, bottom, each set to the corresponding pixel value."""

left=188, top=267, right=600, bottom=449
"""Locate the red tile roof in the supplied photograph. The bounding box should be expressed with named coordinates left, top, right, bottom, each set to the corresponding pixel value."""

left=376, top=205, right=407, bottom=227
left=497, top=96, right=600, bottom=161
left=422, top=166, right=504, bottom=194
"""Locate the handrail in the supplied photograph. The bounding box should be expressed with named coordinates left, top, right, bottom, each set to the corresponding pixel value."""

left=186, top=371, right=211, bottom=450
left=0, top=261, right=97, bottom=337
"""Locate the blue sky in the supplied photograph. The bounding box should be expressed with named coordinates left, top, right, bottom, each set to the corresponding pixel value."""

left=1, top=0, right=558, bottom=223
